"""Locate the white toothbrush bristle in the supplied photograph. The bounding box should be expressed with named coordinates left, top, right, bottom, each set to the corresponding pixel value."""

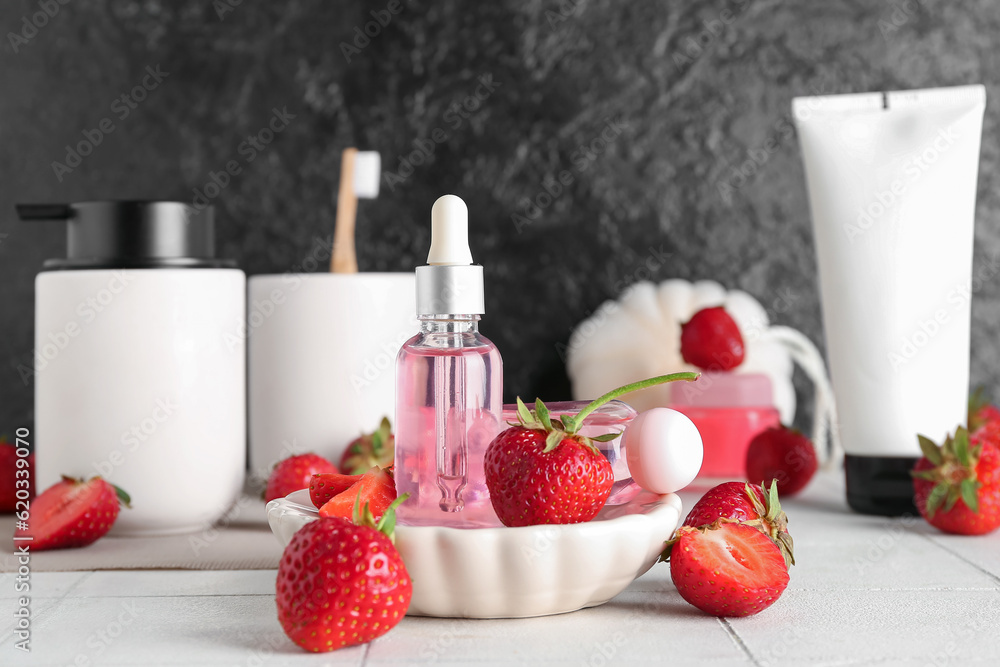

left=353, top=151, right=381, bottom=199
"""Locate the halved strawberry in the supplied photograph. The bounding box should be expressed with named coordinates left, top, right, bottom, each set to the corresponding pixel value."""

left=664, top=520, right=789, bottom=617
left=15, top=476, right=130, bottom=551
left=683, top=480, right=794, bottom=567
left=319, top=466, right=396, bottom=522
left=309, top=472, right=361, bottom=509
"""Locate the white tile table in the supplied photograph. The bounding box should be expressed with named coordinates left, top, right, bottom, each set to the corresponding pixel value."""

left=2, top=470, right=999, bottom=666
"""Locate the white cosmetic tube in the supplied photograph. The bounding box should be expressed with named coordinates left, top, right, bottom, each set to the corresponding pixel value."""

left=793, top=85, right=986, bottom=515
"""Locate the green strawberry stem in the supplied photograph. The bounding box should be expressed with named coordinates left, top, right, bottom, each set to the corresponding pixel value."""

left=562, top=372, right=699, bottom=434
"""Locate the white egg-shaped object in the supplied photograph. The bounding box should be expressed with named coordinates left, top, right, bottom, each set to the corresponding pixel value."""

left=624, top=407, right=703, bottom=494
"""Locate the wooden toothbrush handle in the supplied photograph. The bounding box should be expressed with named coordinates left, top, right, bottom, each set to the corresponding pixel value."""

left=331, top=147, right=359, bottom=273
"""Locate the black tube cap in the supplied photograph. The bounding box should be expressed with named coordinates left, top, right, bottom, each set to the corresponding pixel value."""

left=17, top=200, right=235, bottom=270
left=845, top=454, right=919, bottom=516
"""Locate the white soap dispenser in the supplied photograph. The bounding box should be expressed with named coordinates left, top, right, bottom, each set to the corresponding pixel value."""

left=19, top=201, right=246, bottom=536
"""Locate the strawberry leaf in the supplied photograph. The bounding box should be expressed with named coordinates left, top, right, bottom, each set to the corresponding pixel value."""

left=351, top=494, right=379, bottom=529
left=561, top=414, right=578, bottom=434
left=745, top=482, right=768, bottom=518
left=917, top=435, right=943, bottom=466
left=960, top=479, right=980, bottom=514
left=516, top=397, right=533, bottom=426
left=591, top=432, right=620, bottom=442
left=543, top=429, right=563, bottom=453
left=954, top=428, right=972, bottom=467
left=942, top=486, right=960, bottom=513
left=371, top=416, right=392, bottom=456
left=767, top=479, right=780, bottom=518
left=376, top=493, right=410, bottom=542
left=378, top=509, right=396, bottom=539
left=926, top=482, right=949, bottom=517
left=535, top=399, right=553, bottom=431
left=352, top=492, right=363, bottom=525
left=113, top=484, right=132, bottom=509
left=776, top=531, right=795, bottom=568
left=658, top=527, right=690, bottom=563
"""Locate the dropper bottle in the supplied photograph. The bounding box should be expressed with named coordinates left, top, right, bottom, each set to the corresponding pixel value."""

left=394, top=195, right=504, bottom=528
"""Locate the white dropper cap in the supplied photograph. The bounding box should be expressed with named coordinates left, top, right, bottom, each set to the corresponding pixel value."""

left=428, top=195, right=474, bottom=266
left=415, top=194, right=485, bottom=316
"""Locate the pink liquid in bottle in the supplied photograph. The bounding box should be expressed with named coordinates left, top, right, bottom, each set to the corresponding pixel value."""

left=395, top=317, right=503, bottom=527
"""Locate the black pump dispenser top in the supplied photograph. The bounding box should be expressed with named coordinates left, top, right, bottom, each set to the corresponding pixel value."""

left=16, top=200, right=236, bottom=270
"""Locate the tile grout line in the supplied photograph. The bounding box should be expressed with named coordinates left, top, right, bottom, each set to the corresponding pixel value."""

left=718, top=617, right=762, bottom=666
left=915, top=533, right=1000, bottom=587
left=0, top=570, right=97, bottom=645
left=18, top=571, right=96, bottom=637
left=59, top=571, right=95, bottom=599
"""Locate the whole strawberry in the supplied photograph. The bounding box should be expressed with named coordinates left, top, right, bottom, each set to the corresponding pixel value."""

left=680, top=306, right=745, bottom=371
left=276, top=496, right=412, bottom=652
left=15, top=476, right=130, bottom=551
left=746, top=426, right=818, bottom=496
left=485, top=373, right=698, bottom=527
left=912, top=427, right=1000, bottom=535
left=340, top=417, right=395, bottom=475
left=968, top=388, right=1000, bottom=435
left=265, top=453, right=338, bottom=503
left=485, top=401, right=614, bottom=526
left=684, top=480, right=794, bottom=567
left=664, top=520, right=789, bottom=617
left=0, top=438, right=34, bottom=512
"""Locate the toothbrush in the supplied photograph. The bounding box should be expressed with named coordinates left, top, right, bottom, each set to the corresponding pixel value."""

left=330, top=148, right=381, bottom=273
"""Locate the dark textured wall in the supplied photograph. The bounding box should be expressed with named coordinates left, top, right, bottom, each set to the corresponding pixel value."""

left=3, top=0, right=1000, bottom=432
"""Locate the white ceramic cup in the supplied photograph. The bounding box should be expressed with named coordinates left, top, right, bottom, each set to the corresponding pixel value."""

left=248, top=273, right=417, bottom=480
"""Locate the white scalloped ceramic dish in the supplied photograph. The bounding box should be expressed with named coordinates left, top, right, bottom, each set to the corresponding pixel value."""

left=266, top=489, right=681, bottom=619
